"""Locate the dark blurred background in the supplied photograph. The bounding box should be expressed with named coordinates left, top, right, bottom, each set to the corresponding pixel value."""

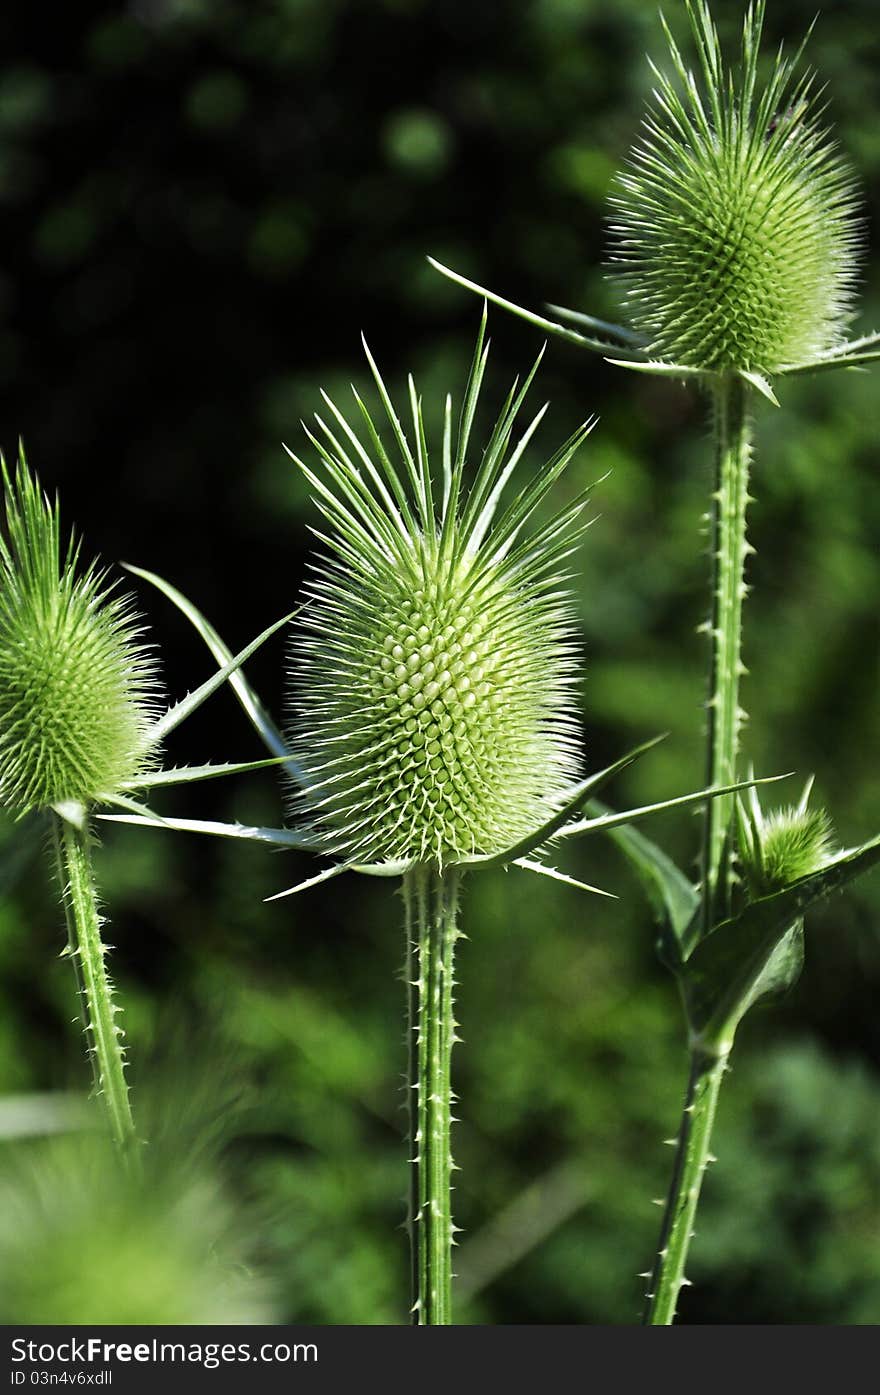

left=1, top=0, right=879, bottom=1324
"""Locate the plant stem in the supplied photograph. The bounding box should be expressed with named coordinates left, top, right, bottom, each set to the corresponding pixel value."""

left=52, top=819, right=102, bottom=1102
left=701, top=374, right=752, bottom=932
left=55, top=813, right=137, bottom=1154
left=404, top=865, right=460, bottom=1324
left=645, top=374, right=752, bottom=1325
left=642, top=1045, right=728, bottom=1324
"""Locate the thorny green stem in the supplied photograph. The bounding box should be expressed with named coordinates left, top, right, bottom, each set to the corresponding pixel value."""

left=404, top=865, right=460, bottom=1325
left=701, top=375, right=752, bottom=932
left=645, top=375, right=752, bottom=1325
left=642, top=1046, right=729, bottom=1325
left=52, top=818, right=101, bottom=1102
left=55, top=813, right=137, bottom=1156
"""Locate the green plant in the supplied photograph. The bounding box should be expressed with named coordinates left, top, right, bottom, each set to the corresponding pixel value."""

left=0, top=450, right=291, bottom=1153
left=429, top=0, right=880, bottom=1325
left=0, top=1088, right=275, bottom=1323
left=110, top=313, right=775, bottom=1323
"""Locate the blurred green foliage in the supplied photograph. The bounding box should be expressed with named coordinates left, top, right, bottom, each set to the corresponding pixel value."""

left=0, top=0, right=879, bottom=1323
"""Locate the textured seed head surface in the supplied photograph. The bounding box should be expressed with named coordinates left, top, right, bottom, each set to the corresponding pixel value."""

left=742, top=804, right=835, bottom=898
left=0, top=462, right=159, bottom=815
left=293, top=549, right=578, bottom=866
left=286, top=328, right=588, bottom=868
left=609, top=1, right=860, bottom=373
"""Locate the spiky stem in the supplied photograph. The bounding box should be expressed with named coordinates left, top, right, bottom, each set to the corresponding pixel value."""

left=405, top=865, right=460, bottom=1324
left=642, top=1045, right=729, bottom=1324
left=702, top=374, right=752, bottom=931
left=645, top=375, right=752, bottom=1325
left=55, top=813, right=136, bottom=1154
left=52, top=819, right=101, bottom=1102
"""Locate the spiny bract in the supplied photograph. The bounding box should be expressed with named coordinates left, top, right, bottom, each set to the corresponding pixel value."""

left=609, top=0, right=860, bottom=374
left=286, top=316, right=591, bottom=867
left=739, top=793, right=835, bottom=898
left=0, top=455, right=158, bottom=815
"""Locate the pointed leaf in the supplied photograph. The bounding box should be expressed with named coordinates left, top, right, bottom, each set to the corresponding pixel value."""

left=427, top=257, right=645, bottom=357
left=122, top=756, right=291, bottom=791
left=99, top=791, right=171, bottom=824
left=148, top=610, right=294, bottom=746
left=559, top=773, right=789, bottom=840
left=605, top=356, right=712, bottom=382
left=97, top=811, right=310, bottom=848
left=124, top=565, right=301, bottom=777
left=778, top=349, right=880, bottom=377
left=513, top=857, right=616, bottom=899
left=264, top=861, right=354, bottom=902
left=739, top=369, right=780, bottom=406
left=544, top=302, right=644, bottom=346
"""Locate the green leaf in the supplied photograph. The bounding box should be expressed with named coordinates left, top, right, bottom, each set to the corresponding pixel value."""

left=605, top=356, right=712, bottom=382
left=739, top=369, right=780, bottom=406
left=559, top=772, right=788, bottom=841
left=97, top=810, right=311, bottom=848
left=741, top=919, right=804, bottom=1016
left=584, top=799, right=699, bottom=965
left=121, top=756, right=291, bottom=791
left=124, top=564, right=302, bottom=778
left=512, top=856, right=616, bottom=899
left=543, top=302, right=644, bottom=347
left=99, top=791, right=171, bottom=824
left=427, top=257, right=645, bottom=358
left=778, top=349, right=880, bottom=377
left=147, top=609, right=294, bottom=746
left=264, top=861, right=356, bottom=902
left=683, top=832, right=880, bottom=1049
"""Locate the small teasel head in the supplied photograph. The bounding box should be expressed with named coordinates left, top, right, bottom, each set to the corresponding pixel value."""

left=0, top=450, right=160, bottom=816
left=608, top=1, right=861, bottom=374
left=737, top=775, right=836, bottom=898
left=285, top=315, right=591, bottom=867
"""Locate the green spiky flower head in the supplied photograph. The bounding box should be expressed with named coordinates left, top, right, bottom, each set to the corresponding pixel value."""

left=0, top=452, right=159, bottom=815
left=286, top=318, right=591, bottom=867
left=737, top=778, right=835, bottom=898
left=609, top=0, right=860, bottom=374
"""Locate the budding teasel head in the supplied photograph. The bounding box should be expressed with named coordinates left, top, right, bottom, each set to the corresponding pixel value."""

left=0, top=451, right=159, bottom=816
left=609, top=0, right=861, bottom=376
left=736, top=776, right=836, bottom=899
left=285, top=313, right=592, bottom=868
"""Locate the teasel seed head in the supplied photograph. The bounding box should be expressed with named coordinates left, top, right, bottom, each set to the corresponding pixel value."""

left=0, top=452, right=160, bottom=816
left=737, top=778, right=836, bottom=898
left=286, top=317, right=591, bottom=868
left=609, top=0, right=861, bottom=374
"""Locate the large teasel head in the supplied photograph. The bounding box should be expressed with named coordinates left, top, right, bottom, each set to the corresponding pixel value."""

left=609, top=0, right=861, bottom=375
left=285, top=312, right=592, bottom=868
left=0, top=451, right=159, bottom=816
